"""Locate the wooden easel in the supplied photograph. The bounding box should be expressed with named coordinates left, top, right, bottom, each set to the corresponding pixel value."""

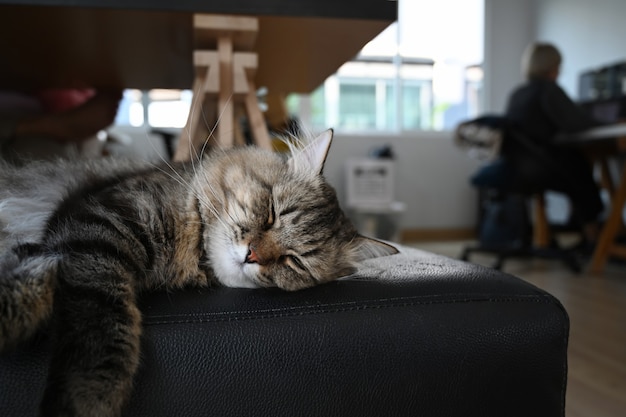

left=174, top=15, right=273, bottom=161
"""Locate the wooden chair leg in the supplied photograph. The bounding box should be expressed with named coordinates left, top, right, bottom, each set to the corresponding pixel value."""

left=244, top=78, right=272, bottom=150
left=216, top=36, right=234, bottom=149
left=174, top=15, right=268, bottom=160
left=174, top=72, right=208, bottom=161
left=533, top=193, right=550, bottom=248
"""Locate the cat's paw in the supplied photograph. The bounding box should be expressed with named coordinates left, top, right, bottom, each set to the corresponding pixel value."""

left=0, top=245, right=58, bottom=351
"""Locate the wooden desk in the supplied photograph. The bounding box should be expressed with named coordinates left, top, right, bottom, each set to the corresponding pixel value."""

left=565, top=123, right=626, bottom=273
left=0, top=3, right=395, bottom=95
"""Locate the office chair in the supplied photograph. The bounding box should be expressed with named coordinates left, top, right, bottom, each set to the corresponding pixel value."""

left=455, top=115, right=582, bottom=272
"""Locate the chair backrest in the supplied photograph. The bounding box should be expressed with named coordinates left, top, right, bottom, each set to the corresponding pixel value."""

left=455, top=115, right=546, bottom=161
left=454, top=117, right=504, bottom=161
left=456, top=115, right=572, bottom=187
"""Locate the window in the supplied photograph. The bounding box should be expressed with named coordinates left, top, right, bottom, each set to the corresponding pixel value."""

left=114, top=89, right=192, bottom=128
left=114, top=89, right=144, bottom=127
left=287, top=0, right=484, bottom=132
left=339, top=83, right=377, bottom=130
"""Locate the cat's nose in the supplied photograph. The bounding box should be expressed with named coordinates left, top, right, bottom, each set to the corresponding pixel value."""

left=245, top=247, right=261, bottom=264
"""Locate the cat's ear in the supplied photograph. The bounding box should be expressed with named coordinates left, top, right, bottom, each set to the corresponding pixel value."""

left=289, top=129, right=333, bottom=175
left=351, top=235, right=399, bottom=262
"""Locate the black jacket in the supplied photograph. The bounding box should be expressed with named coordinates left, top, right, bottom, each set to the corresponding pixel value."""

left=505, top=78, right=600, bottom=147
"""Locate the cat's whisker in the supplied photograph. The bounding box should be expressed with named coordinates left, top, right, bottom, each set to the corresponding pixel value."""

left=188, top=92, right=235, bottom=167
left=197, top=116, right=214, bottom=161
left=144, top=161, right=223, bottom=225
left=174, top=162, right=232, bottom=230
left=192, top=187, right=226, bottom=221
left=184, top=81, right=208, bottom=166
left=190, top=174, right=230, bottom=229
left=151, top=148, right=230, bottom=231
left=140, top=128, right=175, bottom=165
left=147, top=161, right=190, bottom=191
left=195, top=175, right=237, bottom=227
left=195, top=197, right=223, bottom=226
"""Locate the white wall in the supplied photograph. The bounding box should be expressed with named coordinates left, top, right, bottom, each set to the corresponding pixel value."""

left=484, top=0, right=626, bottom=106
left=533, top=0, right=626, bottom=98
left=482, top=0, right=536, bottom=113
left=324, top=132, right=480, bottom=231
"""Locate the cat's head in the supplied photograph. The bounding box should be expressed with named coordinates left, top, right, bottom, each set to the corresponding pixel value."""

left=201, top=130, right=398, bottom=291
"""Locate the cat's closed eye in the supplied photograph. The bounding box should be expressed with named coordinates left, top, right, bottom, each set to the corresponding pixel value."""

left=287, top=255, right=306, bottom=271
left=278, top=206, right=298, bottom=217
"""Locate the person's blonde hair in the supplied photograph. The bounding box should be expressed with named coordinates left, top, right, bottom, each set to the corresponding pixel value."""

left=521, top=42, right=562, bottom=80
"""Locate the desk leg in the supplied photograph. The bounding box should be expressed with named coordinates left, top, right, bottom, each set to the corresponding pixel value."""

left=590, top=162, right=626, bottom=273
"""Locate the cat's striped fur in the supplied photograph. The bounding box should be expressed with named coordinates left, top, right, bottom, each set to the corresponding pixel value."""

left=0, top=130, right=397, bottom=417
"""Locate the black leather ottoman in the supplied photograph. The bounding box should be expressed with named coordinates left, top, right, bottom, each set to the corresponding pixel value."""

left=0, top=245, right=569, bottom=416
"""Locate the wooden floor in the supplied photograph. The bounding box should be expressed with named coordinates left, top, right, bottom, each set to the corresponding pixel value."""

left=408, top=240, right=626, bottom=417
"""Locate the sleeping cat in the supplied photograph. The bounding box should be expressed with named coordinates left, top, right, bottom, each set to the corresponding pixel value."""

left=0, top=129, right=397, bottom=417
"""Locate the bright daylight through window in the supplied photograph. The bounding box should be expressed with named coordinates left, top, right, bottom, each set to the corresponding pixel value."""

left=288, top=0, right=484, bottom=133
left=115, top=0, right=484, bottom=134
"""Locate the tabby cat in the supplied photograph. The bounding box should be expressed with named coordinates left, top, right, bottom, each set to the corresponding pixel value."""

left=0, top=129, right=397, bottom=417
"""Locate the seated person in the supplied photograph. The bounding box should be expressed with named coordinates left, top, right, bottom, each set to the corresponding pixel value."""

left=503, top=42, right=604, bottom=244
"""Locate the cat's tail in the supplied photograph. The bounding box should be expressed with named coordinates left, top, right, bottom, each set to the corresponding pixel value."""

left=0, top=244, right=58, bottom=352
